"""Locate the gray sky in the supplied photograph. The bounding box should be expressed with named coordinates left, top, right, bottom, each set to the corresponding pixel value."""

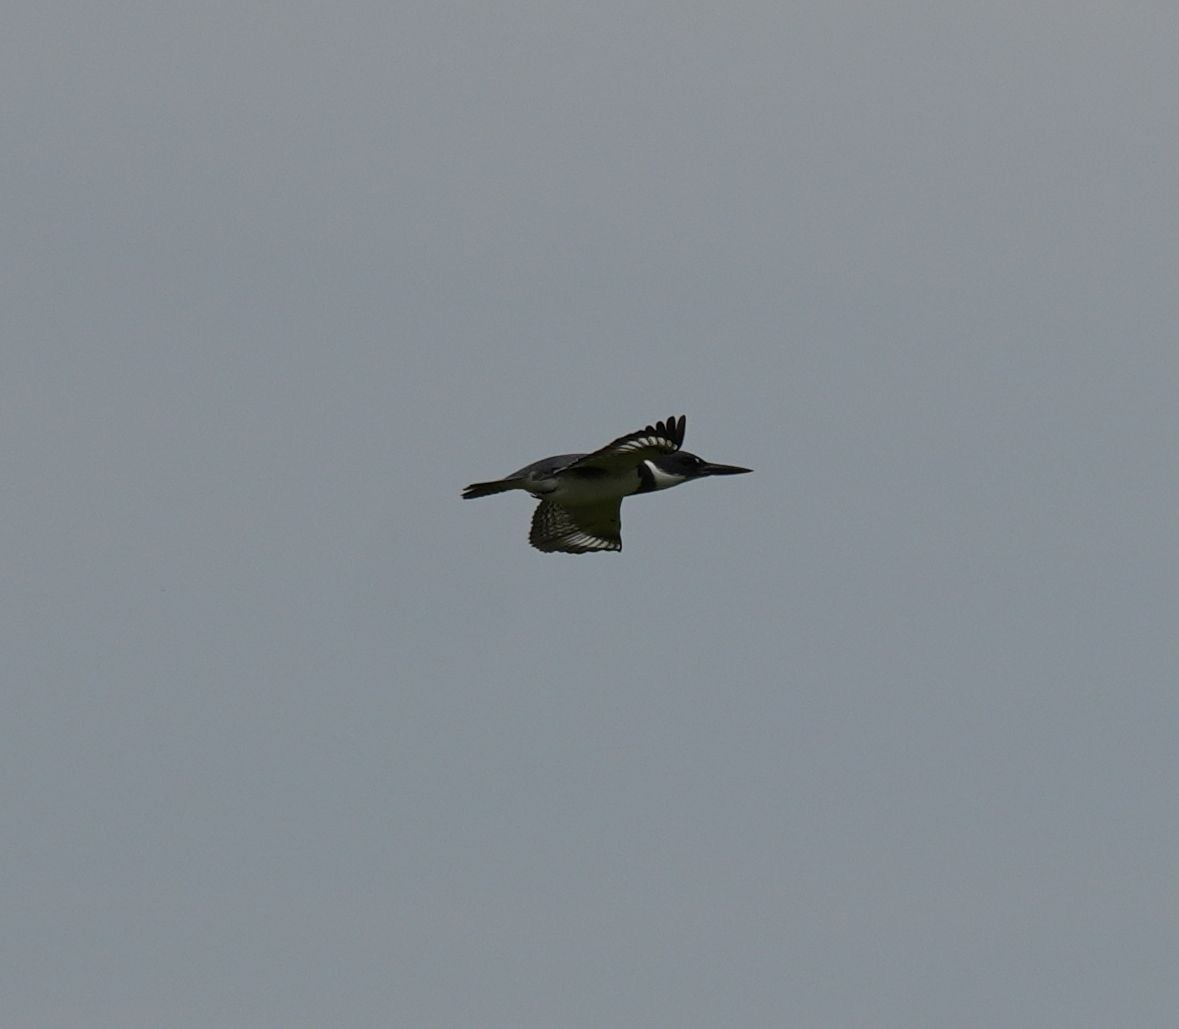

left=4, top=3, right=1177, bottom=1026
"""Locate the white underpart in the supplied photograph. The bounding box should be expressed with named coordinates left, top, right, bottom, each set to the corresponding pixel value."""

left=644, top=460, right=688, bottom=491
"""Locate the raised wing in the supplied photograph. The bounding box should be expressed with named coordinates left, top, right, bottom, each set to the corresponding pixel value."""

left=560, top=415, right=686, bottom=474
left=530, top=499, right=622, bottom=554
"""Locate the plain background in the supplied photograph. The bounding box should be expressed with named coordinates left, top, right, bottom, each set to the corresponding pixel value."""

left=4, top=4, right=1177, bottom=1027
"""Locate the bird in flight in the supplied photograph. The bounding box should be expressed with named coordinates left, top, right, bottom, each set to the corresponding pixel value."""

left=462, top=415, right=751, bottom=554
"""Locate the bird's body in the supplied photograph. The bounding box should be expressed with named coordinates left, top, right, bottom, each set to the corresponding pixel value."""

left=462, top=415, right=751, bottom=554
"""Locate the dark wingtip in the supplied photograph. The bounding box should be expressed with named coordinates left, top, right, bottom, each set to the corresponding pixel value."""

left=661, top=414, right=685, bottom=448
left=649, top=415, right=685, bottom=448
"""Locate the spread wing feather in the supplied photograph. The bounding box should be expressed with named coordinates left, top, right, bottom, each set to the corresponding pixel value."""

left=530, top=500, right=623, bottom=554
left=559, top=415, right=685, bottom=474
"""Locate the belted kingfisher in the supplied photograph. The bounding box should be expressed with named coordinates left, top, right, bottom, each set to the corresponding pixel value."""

left=462, top=415, right=751, bottom=554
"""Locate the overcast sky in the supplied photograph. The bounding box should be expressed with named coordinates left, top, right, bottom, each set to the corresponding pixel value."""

left=4, top=3, right=1178, bottom=1027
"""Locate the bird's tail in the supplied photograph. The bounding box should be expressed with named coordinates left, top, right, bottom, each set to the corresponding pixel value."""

left=462, top=477, right=526, bottom=500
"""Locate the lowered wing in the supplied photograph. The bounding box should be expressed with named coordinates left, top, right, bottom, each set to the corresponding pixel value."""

left=530, top=499, right=623, bottom=554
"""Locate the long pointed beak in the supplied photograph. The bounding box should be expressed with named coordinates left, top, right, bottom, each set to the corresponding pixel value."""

left=699, top=461, right=752, bottom=476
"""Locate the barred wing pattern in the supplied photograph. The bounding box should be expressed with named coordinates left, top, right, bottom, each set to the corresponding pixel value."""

left=559, top=415, right=686, bottom=474
left=530, top=499, right=623, bottom=554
